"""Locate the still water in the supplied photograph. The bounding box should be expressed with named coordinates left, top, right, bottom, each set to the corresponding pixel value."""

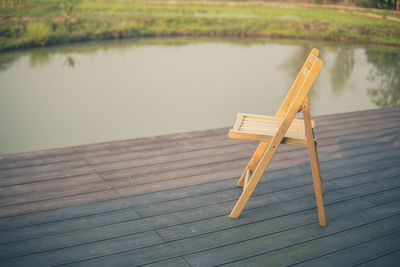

left=0, top=38, right=399, bottom=155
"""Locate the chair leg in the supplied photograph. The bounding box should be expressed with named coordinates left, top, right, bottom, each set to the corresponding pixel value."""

left=230, top=141, right=279, bottom=218
left=307, top=139, right=327, bottom=226
left=314, top=140, right=324, bottom=194
left=302, top=101, right=326, bottom=226
left=230, top=170, right=263, bottom=218
left=236, top=141, right=269, bottom=187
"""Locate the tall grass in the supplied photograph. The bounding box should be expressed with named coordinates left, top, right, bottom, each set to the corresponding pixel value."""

left=25, top=22, right=52, bottom=46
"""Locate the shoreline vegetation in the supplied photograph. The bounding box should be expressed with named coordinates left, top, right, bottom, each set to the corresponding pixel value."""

left=1, top=0, right=400, bottom=52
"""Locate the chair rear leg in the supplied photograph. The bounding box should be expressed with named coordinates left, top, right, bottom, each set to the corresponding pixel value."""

left=308, top=139, right=327, bottom=226
left=303, top=101, right=326, bottom=226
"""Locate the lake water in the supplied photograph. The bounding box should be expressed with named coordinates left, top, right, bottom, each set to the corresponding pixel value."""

left=0, top=38, right=399, bottom=155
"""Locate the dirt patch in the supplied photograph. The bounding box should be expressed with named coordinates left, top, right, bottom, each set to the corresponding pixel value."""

left=387, top=16, right=400, bottom=22
left=353, top=11, right=383, bottom=19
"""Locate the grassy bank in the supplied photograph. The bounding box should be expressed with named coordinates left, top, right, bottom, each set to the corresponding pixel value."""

left=1, top=0, right=400, bottom=51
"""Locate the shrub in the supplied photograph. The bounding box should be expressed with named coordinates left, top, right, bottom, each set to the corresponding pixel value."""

left=25, top=22, right=52, bottom=46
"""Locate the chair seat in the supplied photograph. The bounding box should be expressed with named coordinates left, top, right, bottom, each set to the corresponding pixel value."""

left=228, top=113, right=315, bottom=147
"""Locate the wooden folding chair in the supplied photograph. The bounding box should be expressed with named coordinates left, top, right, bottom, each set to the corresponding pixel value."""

left=228, top=48, right=326, bottom=226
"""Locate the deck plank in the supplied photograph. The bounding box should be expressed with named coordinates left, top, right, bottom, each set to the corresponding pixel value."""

left=182, top=201, right=400, bottom=267
left=0, top=107, right=400, bottom=266
left=55, top=200, right=400, bottom=267
left=224, top=217, right=400, bottom=267
left=358, top=250, right=400, bottom=267
left=1, top=231, right=164, bottom=266
left=292, top=230, right=400, bottom=267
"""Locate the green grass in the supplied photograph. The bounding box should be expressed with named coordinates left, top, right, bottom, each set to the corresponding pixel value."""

left=0, top=0, right=399, bottom=51
left=24, top=22, right=52, bottom=46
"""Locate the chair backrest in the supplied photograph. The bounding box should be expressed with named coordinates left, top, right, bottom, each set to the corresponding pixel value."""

left=275, top=48, right=322, bottom=118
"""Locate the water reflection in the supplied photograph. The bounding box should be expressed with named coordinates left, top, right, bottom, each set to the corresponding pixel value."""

left=278, top=43, right=322, bottom=103
left=1, top=40, right=398, bottom=106
left=277, top=43, right=399, bottom=109
left=365, top=48, right=400, bottom=107
left=63, top=55, right=75, bottom=68
left=0, top=38, right=399, bottom=155
left=0, top=53, right=18, bottom=72
left=279, top=44, right=359, bottom=102
left=0, top=38, right=229, bottom=72
left=29, top=50, right=50, bottom=67
left=329, top=47, right=354, bottom=97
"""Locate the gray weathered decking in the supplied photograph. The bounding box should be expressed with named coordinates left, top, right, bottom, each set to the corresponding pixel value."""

left=1, top=107, right=400, bottom=266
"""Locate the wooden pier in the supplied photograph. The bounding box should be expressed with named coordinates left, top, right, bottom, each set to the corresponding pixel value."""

left=1, top=107, right=400, bottom=266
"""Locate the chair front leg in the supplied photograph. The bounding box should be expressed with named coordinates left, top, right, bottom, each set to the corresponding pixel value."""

left=314, top=139, right=324, bottom=194
left=236, top=141, right=269, bottom=187
left=230, top=137, right=280, bottom=218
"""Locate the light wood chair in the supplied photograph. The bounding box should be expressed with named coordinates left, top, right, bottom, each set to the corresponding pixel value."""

left=228, top=48, right=326, bottom=226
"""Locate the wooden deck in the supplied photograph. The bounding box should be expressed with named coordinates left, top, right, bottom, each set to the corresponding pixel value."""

left=1, top=107, right=400, bottom=266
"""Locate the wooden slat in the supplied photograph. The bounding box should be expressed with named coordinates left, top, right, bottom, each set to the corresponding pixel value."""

left=2, top=121, right=396, bottom=218
left=0, top=190, right=121, bottom=218
left=8, top=168, right=397, bottom=262
left=0, top=231, right=164, bottom=266
left=46, top=200, right=400, bottom=266
left=232, top=113, right=244, bottom=131
left=0, top=159, right=89, bottom=179
left=154, top=170, right=400, bottom=240
left=358, top=250, right=400, bottom=267
left=1, top=162, right=398, bottom=251
left=3, top=179, right=395, bottom=262
left=133, top=157, right=400, bottom=218
left=219, top=217, right=400, bottom=267
left=1, top=118, right=398, bottom=218
left=183, top=201, right=400, bottom=266
left=228, top=132, right=308, bottom=146
left=142, top=257, right=190, bottom=267
left=230, top=113, right=308, bottom=141
left=2, top=141, right=397, bottom=243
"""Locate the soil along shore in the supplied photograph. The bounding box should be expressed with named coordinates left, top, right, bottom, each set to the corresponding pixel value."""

left=1, top=0, right=400, bottom=51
